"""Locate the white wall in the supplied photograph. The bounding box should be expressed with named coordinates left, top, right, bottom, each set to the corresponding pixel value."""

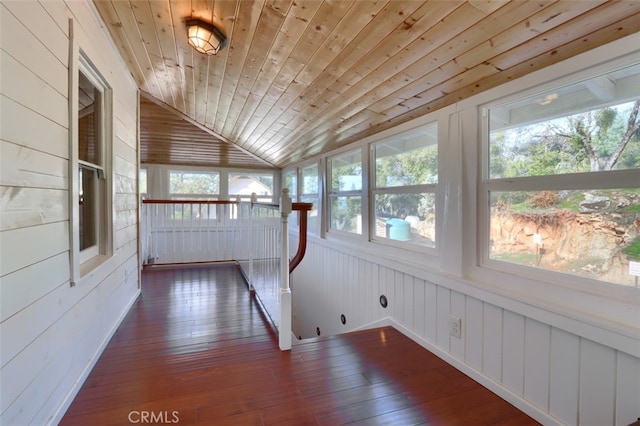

left=289, top=33, right=640, bottom=426
left=0, top=1, right=139, bottom=424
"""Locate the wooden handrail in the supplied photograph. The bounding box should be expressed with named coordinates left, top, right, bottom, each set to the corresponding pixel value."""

left=289, top=202, right=313, bottom=273
left=142, top=199, right=239, bottom=205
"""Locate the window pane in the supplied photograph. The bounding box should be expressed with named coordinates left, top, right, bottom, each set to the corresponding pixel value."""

left=79, top=166, right=98, bottom=251
left=229, top=172, right=274, bottom=200
left=489, top=64, right=640, bottom=179
left=374, top=193, right=435, bottom=247
left=301, top=164, right=319, bottom=194
left=489, top=189, right=640, bottom=286
left=170, top=171, right=219, bottom=196
left=331, top=151, right=361, bottom=192
left=300, top=194, right=319, bottom=234
left=330, top=196, right=361, bottom=234
left=283, top=170, right=297, bottom=199
left=374, top=125, right=438, bottom=188
left=78, top=71, right=100, bottom=165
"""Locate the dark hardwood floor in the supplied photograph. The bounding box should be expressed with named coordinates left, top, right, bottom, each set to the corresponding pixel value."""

left=60, top=264, right=538, bottom=425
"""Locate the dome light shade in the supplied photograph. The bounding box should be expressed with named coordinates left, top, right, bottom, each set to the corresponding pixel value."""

left=186, top=19, right=226, bottom=55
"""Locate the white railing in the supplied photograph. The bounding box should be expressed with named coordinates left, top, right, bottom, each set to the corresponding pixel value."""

left=140, top=190, right=310, bottom=350
left=141, top=200, right=247, bottom=265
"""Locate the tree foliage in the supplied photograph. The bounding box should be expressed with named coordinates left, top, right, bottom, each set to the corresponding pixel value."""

left=491, top=100, right=640, bottom=177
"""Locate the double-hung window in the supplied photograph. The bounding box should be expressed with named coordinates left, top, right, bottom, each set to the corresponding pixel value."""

left=72, top=55, right=112, bottom=279
left=371, top=123, right=438, bottom=248
left=328, top=150, right=363, bottom=235
left=482, top=62, right=640, bottom=287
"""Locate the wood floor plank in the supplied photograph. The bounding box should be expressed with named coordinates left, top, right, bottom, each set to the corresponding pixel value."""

left=60, top=264, right=539, bottom=426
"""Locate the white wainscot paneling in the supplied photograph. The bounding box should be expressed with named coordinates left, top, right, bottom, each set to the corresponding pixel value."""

left=615, top=351, right=640, bottom=426
left=502, top=310, right=525, bottom=395
left=580, top=338, right=616, bottom=425
left=524, top=318, right=550, bottom=411
left=549, top=327, right=580, bottom=425
left=465, top=297, right=483, bottom=370
left=482, top=303, right=503, bottom=381
left=435, top=285, right=451, bottom=349
left=412, top=278, right=426, bottom=338
left=423, top=281, right=437, bottom=343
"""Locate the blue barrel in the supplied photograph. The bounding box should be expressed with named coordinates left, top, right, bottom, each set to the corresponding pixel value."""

left=386, top=218, right=410, bottom=241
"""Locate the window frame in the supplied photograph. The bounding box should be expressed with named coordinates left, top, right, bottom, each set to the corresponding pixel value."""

left=299, top=162, right=321, bottom=236
left=70, top=51, right=114, bottom=284
left=326, top=148, right=365, bottom=237
left=369, top=123, right=439, bottom=252
left=475, top=54, right=640, bottom=302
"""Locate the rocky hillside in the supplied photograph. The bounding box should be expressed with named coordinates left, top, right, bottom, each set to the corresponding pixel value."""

left=490, top=191, right=640, bottom=287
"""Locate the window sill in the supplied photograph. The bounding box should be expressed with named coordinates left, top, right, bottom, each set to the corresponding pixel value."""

left=80, top=254, right=111, bottom=278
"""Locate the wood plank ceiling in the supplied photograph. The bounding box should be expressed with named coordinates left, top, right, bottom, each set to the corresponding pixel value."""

left=139, top=97, right=272, bottom=168
left=94, top=0, right=640, bottom=169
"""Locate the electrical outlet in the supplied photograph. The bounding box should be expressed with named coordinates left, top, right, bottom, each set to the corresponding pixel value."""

left=449, top=315, right=462, bottom=339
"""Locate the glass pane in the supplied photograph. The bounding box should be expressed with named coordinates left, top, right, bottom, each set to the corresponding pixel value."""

left=283, top=170, right=297, bottom=199
left=300, top=194, right=319, bottom=234
left=374, top=193, right=435, bottom=247
left=229, top=172, right=274, bottom=199
left=374, top=125, right=438, bottom=188
left=330, top=196, right=361, bottom=234
left=78, top=71, right=100, bottom=165
left=490, top=189, right=640, bottom=286
left=170, top=171, right=219, bottom=196
left=79, top=166, right=97, bottom=250
left=330, top=151, right=361, bottom=192
left=301, top=164, right=319, bottom=194
left=489, top=64, right=640, bottom=179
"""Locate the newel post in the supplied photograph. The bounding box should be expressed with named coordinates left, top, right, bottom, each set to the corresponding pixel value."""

left=248, top=193, right=256, bottom=292
left=279, top=188, right=292, bottom=351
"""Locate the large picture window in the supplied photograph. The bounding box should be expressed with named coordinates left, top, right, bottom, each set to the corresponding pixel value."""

left=484, top=63, right=640, bottom=287
left=371, top=123, right=438, bottom=248
left=328, top=150, right=362, bottom=234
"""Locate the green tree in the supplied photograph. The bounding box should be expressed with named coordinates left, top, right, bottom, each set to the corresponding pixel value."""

left=554, top=100, right=640, bottom=171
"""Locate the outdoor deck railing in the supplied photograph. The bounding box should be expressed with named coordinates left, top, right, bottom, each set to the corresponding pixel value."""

left=141, top=189, right=311, bottom=350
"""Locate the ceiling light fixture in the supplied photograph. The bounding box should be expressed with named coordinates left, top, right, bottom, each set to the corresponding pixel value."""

left=186, top=19, right=226, bottom=55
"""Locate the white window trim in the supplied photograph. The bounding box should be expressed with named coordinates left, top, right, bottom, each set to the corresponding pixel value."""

left=326, top=147, right=367, bottom=238
left=369, top=123, right=439, bottom=254
left=457, top=34, right=640, bottom=343
left=69, top=34, right=114, bottom=285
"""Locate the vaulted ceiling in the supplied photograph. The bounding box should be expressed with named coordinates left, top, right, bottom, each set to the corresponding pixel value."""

left=94, top=0, right=640, bottom=168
